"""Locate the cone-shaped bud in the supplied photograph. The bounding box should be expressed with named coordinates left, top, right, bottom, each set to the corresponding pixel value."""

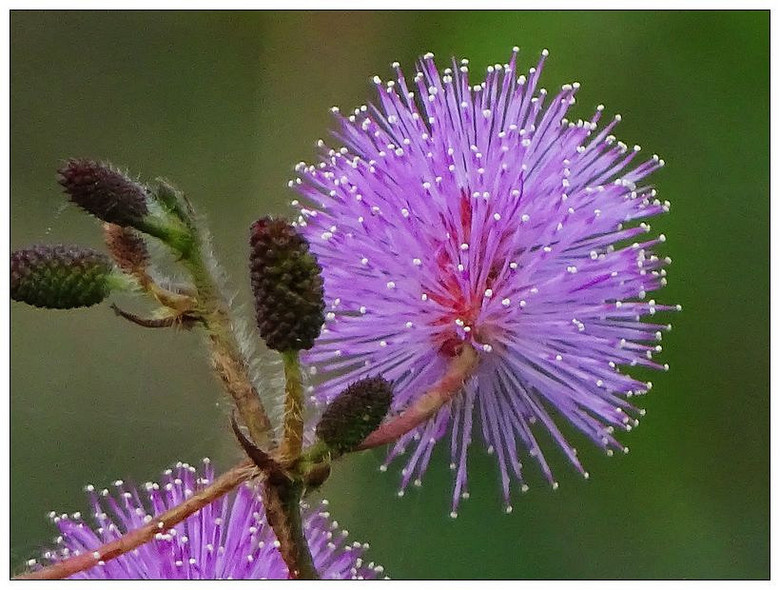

left=249, top=217, right=325, bottom=351
left=103, top=223, right=149, bottom=277
left=316, top=376, right=393, bottom=454
left=58, top=159, right=149, bottom=227
left=11, top=244, right=114, bottom=309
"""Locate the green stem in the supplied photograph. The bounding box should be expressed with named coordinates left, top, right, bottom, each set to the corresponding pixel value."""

left=105, top=269, right=142, bottom=294
left=258, top=350, right=320, bottom=579
left=135, top=216, right=194, bottom=257
left=262, top=479, right=318, bottom=579
left=300, top=440, right=330, bottom=465
left=280, top=350, right=304, bottom=463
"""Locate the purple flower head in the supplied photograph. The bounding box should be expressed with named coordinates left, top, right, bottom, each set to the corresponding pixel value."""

left=293, top=49, right=677, bottom=514
left=32, top=459, right=385, bottom=579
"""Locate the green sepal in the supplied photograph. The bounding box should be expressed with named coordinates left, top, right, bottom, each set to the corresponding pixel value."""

left=149, top=178, right=193, bottom=226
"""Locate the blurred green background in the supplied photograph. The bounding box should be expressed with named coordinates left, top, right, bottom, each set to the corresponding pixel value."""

left=10, top=11, right=768, bottom=579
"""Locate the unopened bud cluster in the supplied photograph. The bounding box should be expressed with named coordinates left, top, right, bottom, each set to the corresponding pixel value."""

left=58, top=159, right=149, bottom=227
left=11, top=245, right=114, bottom=309
left=316, top=376, right=393, bottom=454
left=249, top=217, right=325, bottom=352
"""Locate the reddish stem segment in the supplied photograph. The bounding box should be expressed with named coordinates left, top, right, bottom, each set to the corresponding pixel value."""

left=357, top=344, right=479, bottom=450
left=16, top=460, right=256, bottom=580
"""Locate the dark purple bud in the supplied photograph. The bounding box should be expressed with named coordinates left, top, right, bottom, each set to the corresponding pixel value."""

left=249, top=217, right=325, bottom=352
left=58, top=159, right=149, bottom=227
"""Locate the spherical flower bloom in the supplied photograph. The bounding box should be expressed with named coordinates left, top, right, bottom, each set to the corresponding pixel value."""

left=30, top=459, right=385, bottom=579
left=293, top=49, right=677, bottom=514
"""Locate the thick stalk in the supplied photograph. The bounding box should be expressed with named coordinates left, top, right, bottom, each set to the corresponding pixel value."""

left=358, top=343, right=479, bottom=450
left=18, top=460, right=255, bottom=580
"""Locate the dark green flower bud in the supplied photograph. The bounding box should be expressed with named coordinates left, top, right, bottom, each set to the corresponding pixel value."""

left=316, top=376, right=393, bottom=454
left=11, top=244, right=114, bottom=309
left=249, top=217, right=325, bottom=352
left=58, top=159, right=149, bottom=227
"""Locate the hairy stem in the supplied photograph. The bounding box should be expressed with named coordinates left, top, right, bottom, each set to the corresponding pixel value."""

left=358, top=344, right=479, bottom=450
left=280, top=350, right=304, bottom=462
left=17, top=460, right=256, bottom=580
left=182, top=236, right=274, bottom=448
left=258, top=350, right=318, bottom=579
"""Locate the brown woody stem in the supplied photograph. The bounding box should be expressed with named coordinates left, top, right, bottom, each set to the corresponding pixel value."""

left=358, top=343, right=479, bottom=450
left=17, top=460, right=256, bottom=580
left=208, top=334, right=273, bottom=448
left=181, top=231, right=274, bottom=449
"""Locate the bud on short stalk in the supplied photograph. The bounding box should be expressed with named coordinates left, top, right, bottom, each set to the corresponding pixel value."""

left=11, top=244, right=131, bottom=309
left=249, top=217, right=325, bottom=352
left=58, top=159, right=193, bottom=255
left=316, top=376, right=393, bottom=455
left=58, top=159, right=149, bottom=228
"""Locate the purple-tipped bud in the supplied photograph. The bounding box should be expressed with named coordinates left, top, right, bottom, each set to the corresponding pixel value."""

left=249, top=217, right=325, bottom=351
left=58, top=159, right=149, bottom=227
left=316, top=376, right=393, bottom=454
left=11, top=244, right=114, bottom=309
left=103, top=223, right=149, bottom=277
